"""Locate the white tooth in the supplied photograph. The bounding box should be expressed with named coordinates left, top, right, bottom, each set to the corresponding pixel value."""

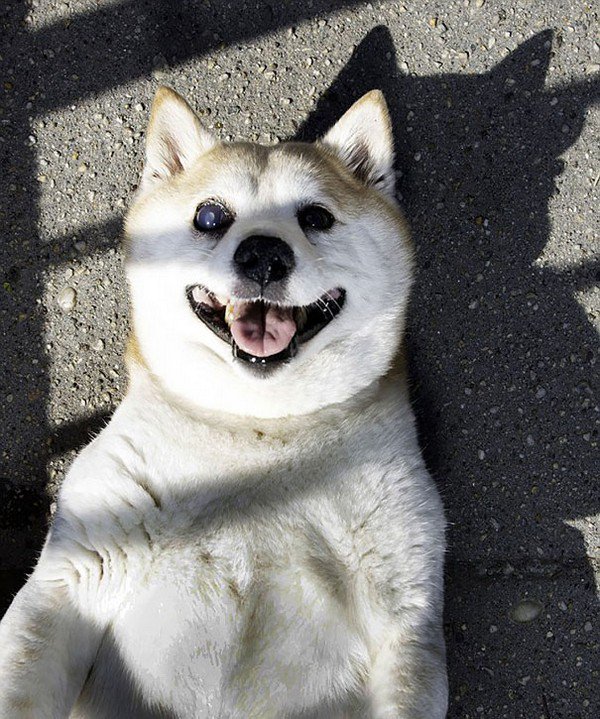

left=225, top=302, right=236, bottom=326
left=192, top=286, right=205, bottom=304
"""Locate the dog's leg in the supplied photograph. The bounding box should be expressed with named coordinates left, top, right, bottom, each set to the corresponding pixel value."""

left=0, top=550, right=103, bottom=718
left=368, top=624, right=448, bottom=719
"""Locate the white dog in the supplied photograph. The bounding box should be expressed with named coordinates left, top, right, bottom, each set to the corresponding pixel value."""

left=0, top=87, right=448, bottom=718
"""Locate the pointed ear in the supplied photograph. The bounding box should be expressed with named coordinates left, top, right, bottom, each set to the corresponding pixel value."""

left=141, top=86, right=216, bottom=191
left=321, top=90, right=395, bottom=196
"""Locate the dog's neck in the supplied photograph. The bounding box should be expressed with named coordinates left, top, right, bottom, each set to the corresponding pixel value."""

left=123, top=349, right=408, bottom=441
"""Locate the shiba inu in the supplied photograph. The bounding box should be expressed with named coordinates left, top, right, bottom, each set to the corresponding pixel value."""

left=0, top=87, right=448, bottom=718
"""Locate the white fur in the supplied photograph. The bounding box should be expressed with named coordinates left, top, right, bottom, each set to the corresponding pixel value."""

left=0, top=89, right=448, bottom=718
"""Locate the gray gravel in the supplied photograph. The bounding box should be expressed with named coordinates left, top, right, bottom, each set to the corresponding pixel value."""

left=1, top=1, right=598, bottom=717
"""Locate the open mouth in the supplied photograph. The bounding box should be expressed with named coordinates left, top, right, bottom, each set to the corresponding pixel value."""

left=186, top=285, right=346, bottom=368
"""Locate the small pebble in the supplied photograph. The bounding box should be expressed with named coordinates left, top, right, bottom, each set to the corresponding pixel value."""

left=510, top=599, right=543, bottom=623
left=57, top=287, right=77, bottom=312
left=152, top=68, right=168, bottom=81
left=152, top=53, right=168, bottom=69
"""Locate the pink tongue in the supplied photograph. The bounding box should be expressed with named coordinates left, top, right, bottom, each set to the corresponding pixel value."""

left=230, top=302, right=297, bottom=357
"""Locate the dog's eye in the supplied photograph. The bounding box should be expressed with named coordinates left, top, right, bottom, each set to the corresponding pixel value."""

left=297, top=205, right=335, bottom=231
left=194, top=202, right=233, bottom=232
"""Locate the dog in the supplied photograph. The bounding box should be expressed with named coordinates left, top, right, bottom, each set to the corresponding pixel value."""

left=0, top=87, right=448, bottom=718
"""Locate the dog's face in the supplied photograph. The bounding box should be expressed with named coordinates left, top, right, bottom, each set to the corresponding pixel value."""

left=125, top=87, right=413, bottom=418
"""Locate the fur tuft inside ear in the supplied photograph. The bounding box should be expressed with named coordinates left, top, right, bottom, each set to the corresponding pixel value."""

left=140, top=86, right=216, bottom=191
left=321, top=90, right=395, bottom=196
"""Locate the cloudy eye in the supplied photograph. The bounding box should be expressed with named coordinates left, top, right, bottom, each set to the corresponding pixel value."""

left=193, top=202, right=233, bottom=232
left=297, top=204, right=335, bottom=231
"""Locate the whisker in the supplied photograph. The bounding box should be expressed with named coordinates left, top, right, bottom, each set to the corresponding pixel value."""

left=322, top=289, right=343, bottom=313
left=314, top=292, right=338, bottom=319
left=312, top=288, right=343, bottom=318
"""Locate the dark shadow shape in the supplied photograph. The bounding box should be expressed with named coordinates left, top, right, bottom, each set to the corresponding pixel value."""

left=21, top=0, right=365, bottom=115
left=49, top=409, right=112, bottom=456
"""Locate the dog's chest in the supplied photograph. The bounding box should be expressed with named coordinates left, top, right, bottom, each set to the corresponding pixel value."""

left=113, top=528, right=368, bottom=715
left=82, top=439, right=382, bottom=717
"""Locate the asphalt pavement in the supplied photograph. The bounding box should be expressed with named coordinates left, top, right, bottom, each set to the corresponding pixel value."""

left=1, top=1, right=598, bottom=717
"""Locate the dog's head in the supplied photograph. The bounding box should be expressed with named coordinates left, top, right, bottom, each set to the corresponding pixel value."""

left=125, top=87, right=413, bottom=418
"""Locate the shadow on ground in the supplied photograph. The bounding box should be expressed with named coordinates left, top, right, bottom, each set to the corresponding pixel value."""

left=1, top=2, right=598, bottom=717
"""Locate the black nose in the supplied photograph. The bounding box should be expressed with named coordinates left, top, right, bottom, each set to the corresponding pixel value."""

left=233, top=235, right=295, bottom=287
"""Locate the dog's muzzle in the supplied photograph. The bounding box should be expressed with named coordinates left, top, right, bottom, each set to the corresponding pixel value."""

left=186, top=285, right=346, bottom=371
